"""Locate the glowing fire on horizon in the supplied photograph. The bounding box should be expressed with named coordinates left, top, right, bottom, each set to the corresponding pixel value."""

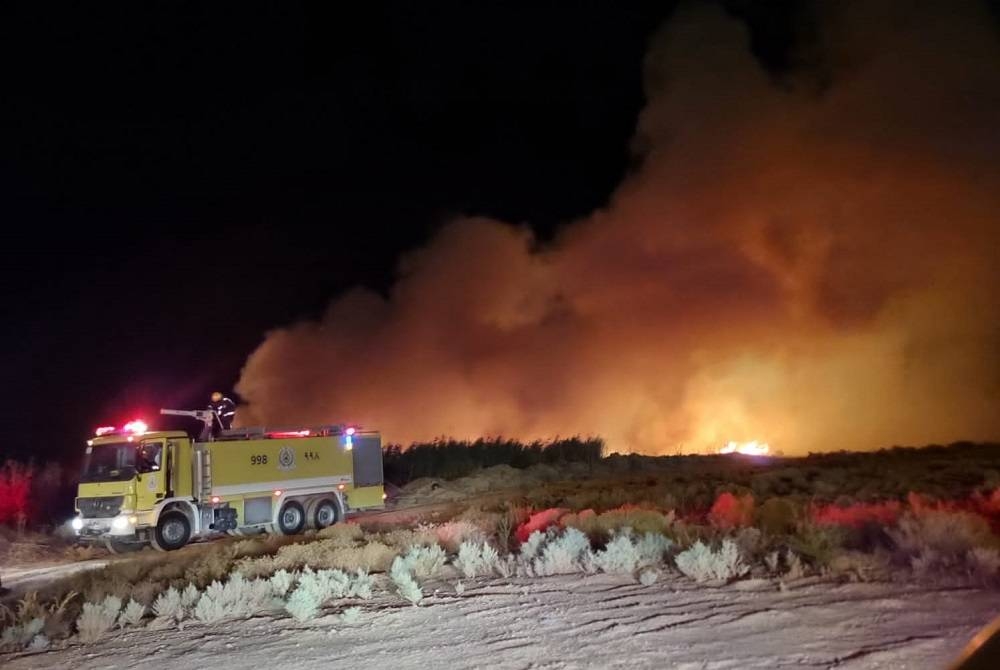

left=719, top=440, right=770, bottom=456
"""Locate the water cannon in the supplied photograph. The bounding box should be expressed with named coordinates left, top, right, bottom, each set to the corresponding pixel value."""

left=160, top=408, right=216, bottom=440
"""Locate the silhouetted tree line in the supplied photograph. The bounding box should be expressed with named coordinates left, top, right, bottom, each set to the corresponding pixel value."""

left=383, top=436, right=605, bottom=484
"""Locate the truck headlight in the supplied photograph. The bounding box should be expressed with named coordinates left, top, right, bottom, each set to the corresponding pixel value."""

left=71, top=517, right=84, bottom=531
left=111, top=515, right=133, bottom=530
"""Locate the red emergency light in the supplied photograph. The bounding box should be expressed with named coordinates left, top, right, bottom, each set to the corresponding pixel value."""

left=266, top=430, right=311, bottom=439
left=123, top=420, right=148, bottom=435
left=95, top=426, right=116, bottom=436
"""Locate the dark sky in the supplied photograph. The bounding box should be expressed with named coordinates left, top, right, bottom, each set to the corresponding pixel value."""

left=1, top=1, right=811, bottom=463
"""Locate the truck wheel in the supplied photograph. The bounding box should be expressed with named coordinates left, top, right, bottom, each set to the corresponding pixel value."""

left=152, top=512, right=191, bottom=551
left=277, top=501, right=306, bottom=535
left=313, top=499, right=340, bottom=529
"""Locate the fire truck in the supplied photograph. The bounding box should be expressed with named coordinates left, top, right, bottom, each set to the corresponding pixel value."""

left=71, top=410, right=385, bottom=552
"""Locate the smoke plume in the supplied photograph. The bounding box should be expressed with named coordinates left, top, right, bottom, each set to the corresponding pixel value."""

left=237, top=2, right=1000, bottom=454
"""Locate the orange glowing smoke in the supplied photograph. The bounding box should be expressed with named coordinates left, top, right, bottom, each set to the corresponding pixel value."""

left=234, top=3, right=1000, bottom=455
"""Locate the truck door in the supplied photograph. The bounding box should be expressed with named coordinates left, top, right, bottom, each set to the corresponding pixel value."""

left=136, top=439, right=167, bottom=510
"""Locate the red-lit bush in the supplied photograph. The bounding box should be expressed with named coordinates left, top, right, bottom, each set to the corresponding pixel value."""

left=0, top=460, right=34, bottom=526
left=708, top=492, right=755, bottom=529
left=810, top=500, right=902, bottom=528
left=515, top=507, right=568, bottom=543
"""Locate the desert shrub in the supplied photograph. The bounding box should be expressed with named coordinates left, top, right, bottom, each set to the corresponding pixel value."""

left=533, top=528, right=592, bottom=576
left=755, top=497, right=801, bottom=535
left=563, top=506, right=675, bottom=539
left=788, top=523, right=848, bottom=567
left=389, top=557, right=423, bottom=605
left=396, top=544, right=447, bottom=578
left=377, top=528, right=438, bottom=551
left=592, top=533, right=640, bottom=574
left=316, top=523, right=364, bottom=544
left=76, top=595, right=121, bottom=643
left=281, top=566, right=364, bottom=621
left=520, top=530, right=547, bottom=560
left=708, top=493, right=755, bottom=529
left=515, top=508, right=568, bottom=543
left=427, top=520, right=484, bottom=552
left=0, top=617, right=45, bottom=652
left=890, top=510, right=997, bottom=556
left=730, top=526, right=766, bottom=561
left=193, top=574, right=283, bottom=624
left=235, top=538, right=398, bottom=576
left=116, top=599, right=146, bottom=628
left=347, top=569, right=375, bottom=599
left=268, top=569, right=297, bottom=597
left=827, top=551, right=892, bottom=582
left=635, top=532, right=674, bottom=566
left=674, top=539, right=749, bottom=582
left=284, top=576, right=324, bottom=622
left=127, top=580, right=162, bottom=606
left=638, top=568, right=659, bottom=586
left=454, top=540, right=501, bottom=579
left=184, top=551, right=239, bottom=589
left=151, top=587, right=186, bottom=623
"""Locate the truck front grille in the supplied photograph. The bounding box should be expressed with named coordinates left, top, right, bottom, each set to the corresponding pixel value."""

left=77, top=496, right=124, bottom=518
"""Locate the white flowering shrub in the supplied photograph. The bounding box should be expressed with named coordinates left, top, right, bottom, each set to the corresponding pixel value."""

left=0, top=617, right=45, bottom=652
left=455, top=541, right=501, bottom=579
left=181, top=583, right=201, bottom=609
left=117, top=599, right=146, bottom=628
left=348, top=569, right=375, bottom=600
left=194, top=574, right=281, bottom=624
left=285, top=587, right=323, bottom=622
left=533, top=528, right=593, bottom=576
left=674, top=539, right=749, bottom=583
left=635, top=532, right=674, bottom=567
left=397, top=544, right=447, bottom=579
left=593, top=533, right=640, bottom=574
left=521, top=530, right=547, bottom=560
left=269, top=569, right=297, bottom=597
left=26, top=633, right=50, bottom=651
left=639, top=568, right=659, bottom=586
left=152, top=587, right=186, bottom=623
left=77, top=595, right=122, bottom=642
left=283, top=567, right=372, bottom=621
left=390, top=556, right=423, bottom=606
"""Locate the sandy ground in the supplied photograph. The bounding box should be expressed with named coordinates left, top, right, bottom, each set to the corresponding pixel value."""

left=4, top=573, right=997, bottom=670
left=1, top=560, right=109, bottom=598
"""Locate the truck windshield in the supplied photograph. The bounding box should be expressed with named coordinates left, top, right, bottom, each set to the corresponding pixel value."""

left=81, top=441, right=162, bottom=482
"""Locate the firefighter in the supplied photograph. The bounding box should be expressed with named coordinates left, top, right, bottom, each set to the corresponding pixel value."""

left=208, top=391, right=237, bottom=434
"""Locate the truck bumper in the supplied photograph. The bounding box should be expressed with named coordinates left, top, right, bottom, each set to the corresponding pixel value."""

left=74, top=511, right=154, bottom=539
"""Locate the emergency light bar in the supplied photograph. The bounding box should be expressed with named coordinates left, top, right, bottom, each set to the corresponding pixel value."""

left=93, top=419, right=149, bottom=437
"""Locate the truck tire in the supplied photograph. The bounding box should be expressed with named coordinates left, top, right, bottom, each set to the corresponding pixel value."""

left=277, top=501, right=306, bottom=535
left=152, top=512, right=191, bottom=551
left=313, top=498, right=340, bottom=529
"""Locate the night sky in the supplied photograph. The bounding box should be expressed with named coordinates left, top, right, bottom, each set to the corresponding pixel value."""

left=4, top=2, right=976, bottom=464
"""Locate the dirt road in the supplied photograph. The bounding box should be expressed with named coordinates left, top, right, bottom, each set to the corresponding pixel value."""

left=4, top=574, right=996, bottom=669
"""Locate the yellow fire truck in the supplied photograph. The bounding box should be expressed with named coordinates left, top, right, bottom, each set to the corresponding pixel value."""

left=71, top=410, right=384, bottom=552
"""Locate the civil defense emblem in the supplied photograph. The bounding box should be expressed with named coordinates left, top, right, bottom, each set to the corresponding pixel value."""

left=277, top=446, right=296, bottom=471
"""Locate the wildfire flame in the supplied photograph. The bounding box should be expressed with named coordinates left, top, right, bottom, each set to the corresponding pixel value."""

left=719, top=440, right=770, bottom=456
